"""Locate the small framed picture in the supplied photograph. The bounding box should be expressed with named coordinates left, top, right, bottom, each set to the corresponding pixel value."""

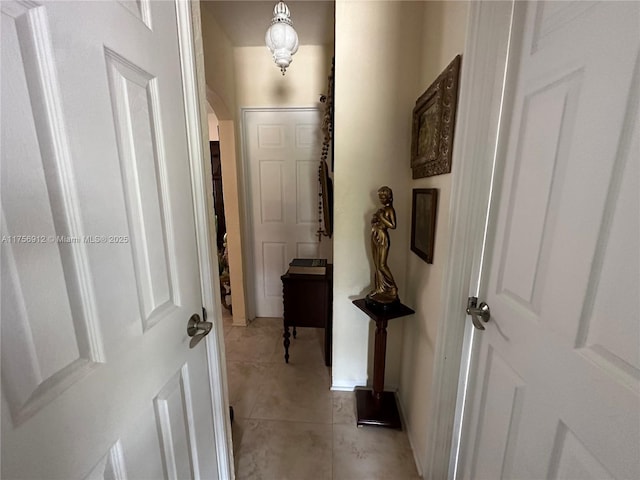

left=411, top=188, right=438, bottom=264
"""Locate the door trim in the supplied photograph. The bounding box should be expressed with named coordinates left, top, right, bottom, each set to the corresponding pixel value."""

left=176, top=2, right=233, bottom=478
left=239, top=106, right=321, bottom=320
left=423, top=2, right=515, bottom=479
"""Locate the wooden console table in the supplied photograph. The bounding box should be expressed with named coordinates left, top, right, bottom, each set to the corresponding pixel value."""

left=352, top=298, right=414, bottom=429
left=281, top=265, right=333, bottom=366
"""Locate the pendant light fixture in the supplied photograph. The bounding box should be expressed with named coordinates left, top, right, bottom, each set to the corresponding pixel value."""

left=265, top=1, right=299, bottom=75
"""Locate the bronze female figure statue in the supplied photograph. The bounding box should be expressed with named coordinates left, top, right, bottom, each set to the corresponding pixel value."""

left=366, top=186, right=399, bottom=310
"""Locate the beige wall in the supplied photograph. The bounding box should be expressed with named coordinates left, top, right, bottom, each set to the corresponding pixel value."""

left=200, top=4, right=249, bottom=325
left=234, top=45, right=333, bottom=108
left=333, top=0, right=425, bottom=389
left=200, top=5, right=237, bottom=119
left=399, top=1, right=469, bottom=475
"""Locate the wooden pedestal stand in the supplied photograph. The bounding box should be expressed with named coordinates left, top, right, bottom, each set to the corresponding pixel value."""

left=352, top=298, right=415, bottom=429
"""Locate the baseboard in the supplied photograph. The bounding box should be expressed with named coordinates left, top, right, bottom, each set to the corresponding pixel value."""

left=331, top=385, right=353, bottom=392
left=330, top=378, right=367, bottom=391
left=331, top=382, right=400, bottom=392
left=330, top=383, right=357, bottom=391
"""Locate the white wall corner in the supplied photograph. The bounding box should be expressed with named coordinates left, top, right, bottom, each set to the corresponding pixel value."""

left=396, top=392, right=424, bottom=478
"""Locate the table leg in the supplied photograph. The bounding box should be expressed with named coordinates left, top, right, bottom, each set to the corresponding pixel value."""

left=283, top=325, right=290, bottom=363
left=324, top=321, right=332, bottom=366
left=293, top=326, right=297, bottom=338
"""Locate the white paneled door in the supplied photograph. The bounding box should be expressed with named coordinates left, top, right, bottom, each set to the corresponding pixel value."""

left=244, top=109, right=326, bottom=318
left=459, top=2, right=639, bottom=479
left=1, top=2, right=220, bottom=479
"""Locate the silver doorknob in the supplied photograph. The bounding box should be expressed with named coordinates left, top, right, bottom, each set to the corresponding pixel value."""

left=466, top=297, right=491, bottom=330
left=187, top=313, right=212, bottom=348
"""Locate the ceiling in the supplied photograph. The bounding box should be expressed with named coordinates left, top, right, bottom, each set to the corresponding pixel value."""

left=201, top=1, right=335, bottom=47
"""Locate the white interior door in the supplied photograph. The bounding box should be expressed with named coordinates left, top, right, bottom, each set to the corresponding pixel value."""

left=458, top=2, right=639, bottom=479
left=244, top=108, right=328, bottom=318
left=1, top=1, right=220, bottom=478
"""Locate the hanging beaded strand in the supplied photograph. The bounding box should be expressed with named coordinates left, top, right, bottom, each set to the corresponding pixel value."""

left=317, top=59, right=334, bottom=239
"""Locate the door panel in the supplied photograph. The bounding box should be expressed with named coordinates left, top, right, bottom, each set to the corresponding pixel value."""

left=496, top=70, right=581, bottom=311
left=296, top=160, right=318, bottom=223
left=460, top=2, right=639, bottom=479
left=259, top=160, right=285, bottom=223
left=548, top=422, right=615, bottom=480
left=245, top=109, right=328, bottom=318
left=1, top=0, right=106, bottom=428
left=84, top=440, right=127, bottom=480
left=105, top=49, right=180, bottom=329
left=576, top=118, right=639, bottom=382
left=468, top=346, right=525, bottom=480
left=105, top=48, right=181, bottom=328
left=1, top=2, right=219, bottom=478
left=154, top=365, right=204, bottom=480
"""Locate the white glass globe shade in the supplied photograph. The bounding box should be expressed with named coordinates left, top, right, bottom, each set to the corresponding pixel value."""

left=265, top=2, right=299, bottom=75
left=265, top=22, right=299, bottom=74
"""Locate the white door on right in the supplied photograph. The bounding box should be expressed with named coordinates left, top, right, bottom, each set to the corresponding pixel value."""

left=459, top=2, right=639, bottom=479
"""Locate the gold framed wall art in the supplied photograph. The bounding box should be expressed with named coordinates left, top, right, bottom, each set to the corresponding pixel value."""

left=410, top=55, right=461, bottom=178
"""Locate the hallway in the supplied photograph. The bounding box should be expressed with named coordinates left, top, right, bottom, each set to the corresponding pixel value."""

left=222, top=313, right=420, bottom=479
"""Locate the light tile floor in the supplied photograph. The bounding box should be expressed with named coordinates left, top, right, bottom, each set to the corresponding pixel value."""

left=222, top=312, right=420, bottom=480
